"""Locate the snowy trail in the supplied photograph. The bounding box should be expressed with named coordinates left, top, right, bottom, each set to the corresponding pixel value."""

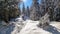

left=18, top=21, right=60, bottom=34
left=19, top=20, right=52, bottom=34
left=0, top=16, right=60, bottom=34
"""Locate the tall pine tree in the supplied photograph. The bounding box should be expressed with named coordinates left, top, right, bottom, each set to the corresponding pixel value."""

left=22, top=3, right=26, bottom=15
left=30, top=0, right=41, bottom=21
left=54, top=2, right=60, bottom=21
left=26, top=6, right=30, bottom=17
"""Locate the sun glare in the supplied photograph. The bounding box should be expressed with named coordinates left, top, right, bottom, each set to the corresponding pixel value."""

left=22, top=0, right=27, bottom=2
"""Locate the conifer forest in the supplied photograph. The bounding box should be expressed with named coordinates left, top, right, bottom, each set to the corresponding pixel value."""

left=0, top=0, right=60, bottom=34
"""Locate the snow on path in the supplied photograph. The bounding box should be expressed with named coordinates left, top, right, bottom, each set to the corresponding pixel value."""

left=19, top=20, right=52, bottom=34
left=0, top=16, right=60, bottom=34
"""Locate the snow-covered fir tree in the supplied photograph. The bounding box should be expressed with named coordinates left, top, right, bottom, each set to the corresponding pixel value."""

left=26, top=6, right=30, bottom=18
left=40, top=0, right=60, bottom=21
left=22, top=3, right=26, bottom=15
left=54, top=2, right=60, bottom=21
left=30, top=0, right=41, bottom=21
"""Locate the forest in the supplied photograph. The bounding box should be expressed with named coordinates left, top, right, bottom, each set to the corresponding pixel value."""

left=0, top=0, right=60, bottom=34
left=0, top=0, right=60, bottom=24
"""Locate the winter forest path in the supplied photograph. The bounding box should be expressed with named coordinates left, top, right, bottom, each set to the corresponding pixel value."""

left=0, top=18, right=60, bottom=34
left=19, top=21, right=60, bottom=34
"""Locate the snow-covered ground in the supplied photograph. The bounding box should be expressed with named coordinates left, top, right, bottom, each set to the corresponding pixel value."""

left=19, top=20, right=51, bottom=34
left=0, top=16, right=60, bottom=34
left=19, top=20, right=60, bottom=34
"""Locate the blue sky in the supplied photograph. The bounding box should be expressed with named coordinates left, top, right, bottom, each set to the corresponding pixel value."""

left=20, top=0, right=32, bottom=9
left=19, top=0, right=41, bottom=9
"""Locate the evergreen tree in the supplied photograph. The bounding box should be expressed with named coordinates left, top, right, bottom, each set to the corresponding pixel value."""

left=40, top=0, right=57, bottom=21
left=26, top=6, right=30, bottom=17
left=22, top=3, right=26, bottom=15
left=30, top=0, right=41, bottom=21
left=54, top=2, right=60, bottom=21
left=22, top=3, right=26, bottom=20
left=55, top=8, right=60, bottom=21
left=0, top=0, right=21, bottom=23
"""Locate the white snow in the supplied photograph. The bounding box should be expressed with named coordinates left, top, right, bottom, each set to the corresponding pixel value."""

left=19, top=20, right=52, bottom=34
left=0, top=15, right=60, bottom=34
left=50, top=21, right=60, bottom=32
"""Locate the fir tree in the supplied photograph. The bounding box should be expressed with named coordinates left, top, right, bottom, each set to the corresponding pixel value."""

left=54, top=2, right=60, bottom=21
left=26, top=6, right=30, bottom=17
left=0, top=0, right=21, bottom=23
left=22, top=3, right=26, bottom=15
left=30, top=0, right=41, bottom=21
